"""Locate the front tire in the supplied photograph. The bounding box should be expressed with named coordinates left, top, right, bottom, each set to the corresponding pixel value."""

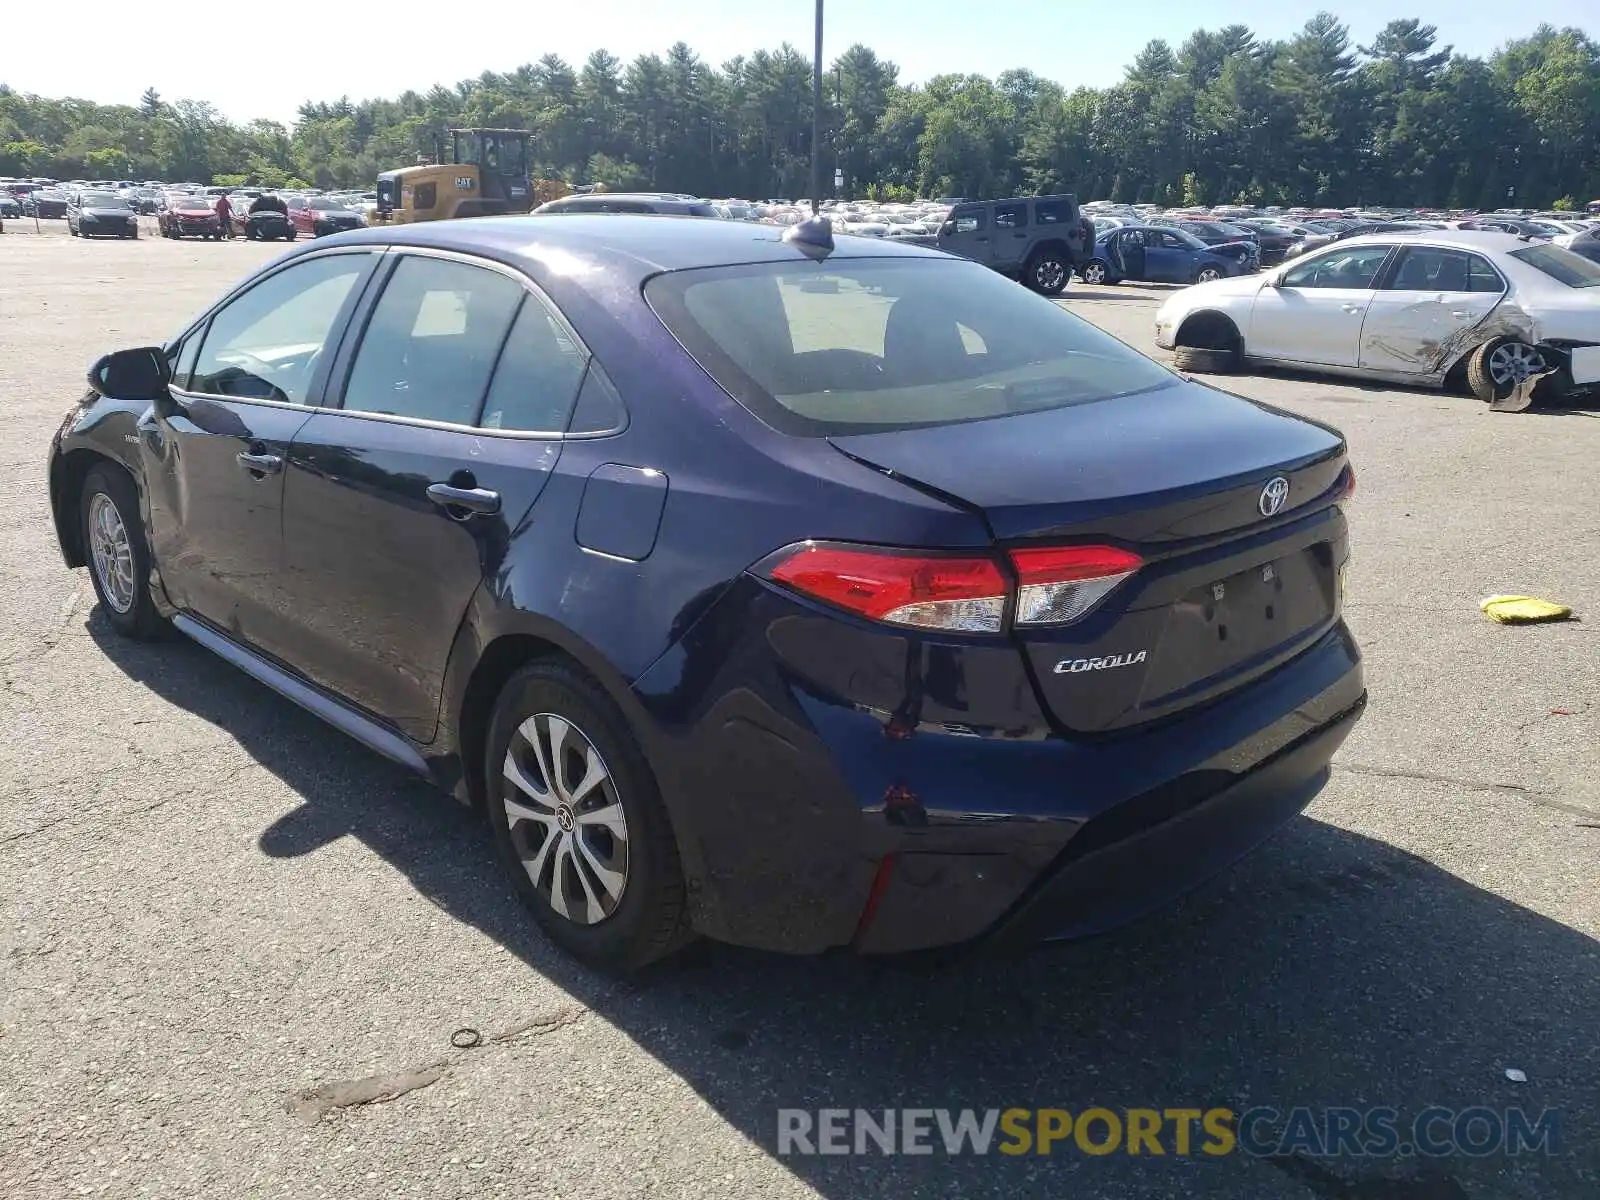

left=79, top=464, right=165, bottom=640
left=1027, top=249, right=1069, bottom=296
left=1079, top=259, right=1111, bottom=285
left=1195, top=266, right=1223, bottom=284
left=1174, top=344, right=1238, bottom=373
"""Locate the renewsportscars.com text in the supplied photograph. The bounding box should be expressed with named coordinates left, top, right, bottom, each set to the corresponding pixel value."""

left=776, top=1107, right=1560, bottom=1158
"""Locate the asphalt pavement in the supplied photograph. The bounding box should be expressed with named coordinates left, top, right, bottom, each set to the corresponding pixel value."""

left=1, top=224, right=1596, bottom=1198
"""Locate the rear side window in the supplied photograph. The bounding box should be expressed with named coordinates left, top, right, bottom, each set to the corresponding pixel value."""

left=1385, top=247, right=1472, bottom=292
left=994, top=203, right=1027, bottom=230
left=1034, top=200, right=1067, bottom=224
left=341, top=256, right=523, bottom=425
left=1466, top=256, right=1505, bottom=292
left=646, top=258, right=1174, bottom=436
left=479, top=296, right=589, bottom=432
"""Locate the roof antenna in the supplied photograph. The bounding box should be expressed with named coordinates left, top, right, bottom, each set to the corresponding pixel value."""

left=785, top=0, right=834, bottom=255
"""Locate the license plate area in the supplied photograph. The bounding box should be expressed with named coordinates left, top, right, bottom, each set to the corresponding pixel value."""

left=1141, top=546, right=1335, bottom=703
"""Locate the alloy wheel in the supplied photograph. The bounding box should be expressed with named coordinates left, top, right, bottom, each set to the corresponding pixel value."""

left=1486, top=341, right=1544, bottom=388
left=502, top=713, right=630, bottom=925
left=1034, top=259, right=1066, bottom=291
left=1197, top=267, right=1222, bottom=283
left=87, top=492, right=136, bottom=614
left=1082, top=262, right=1108, bottom=285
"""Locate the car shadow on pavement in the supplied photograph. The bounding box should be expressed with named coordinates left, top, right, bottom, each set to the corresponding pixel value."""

left=92, top=620, right=1599, bottom=1199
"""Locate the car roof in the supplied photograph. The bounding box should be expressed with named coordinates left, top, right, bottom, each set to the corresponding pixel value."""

left=325, top=213, right=948, bottom=281
left=1330, top=229, right=1533, bottom=254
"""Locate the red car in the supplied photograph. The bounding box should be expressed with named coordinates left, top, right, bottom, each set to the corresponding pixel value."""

left=290, top=196, right=365, bottom=237
left=160, top=197, right=224, bottom=240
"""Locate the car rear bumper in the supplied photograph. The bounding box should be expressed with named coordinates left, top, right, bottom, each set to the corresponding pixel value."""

left=633, top=575, right=1365, bottom=955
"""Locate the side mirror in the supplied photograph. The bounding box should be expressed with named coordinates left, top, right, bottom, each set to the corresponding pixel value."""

left=88, top=347, right=171, bottom=402
left=940, top=220, right=955, bottom=236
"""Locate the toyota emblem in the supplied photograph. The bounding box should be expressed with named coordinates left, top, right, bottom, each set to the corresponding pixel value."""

left=1259, top=476, right=1290, bottom=517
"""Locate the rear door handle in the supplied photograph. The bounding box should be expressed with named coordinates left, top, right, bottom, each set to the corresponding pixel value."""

left=236, top=451, right=283, bottom=475
left=427, top=483, right=501, bottom=515
left=1341, top=304, right=1364, bottom=314
left=1451, top=311, right=1474, bottom=318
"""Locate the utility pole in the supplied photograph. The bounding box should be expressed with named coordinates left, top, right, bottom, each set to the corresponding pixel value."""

left=810, top=0, right=823, bottom=216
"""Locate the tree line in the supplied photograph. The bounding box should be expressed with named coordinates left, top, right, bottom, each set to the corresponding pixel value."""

left=3, top=16, right=1598, bottom=209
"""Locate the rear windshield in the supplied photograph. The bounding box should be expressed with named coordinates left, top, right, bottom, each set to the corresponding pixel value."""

left=1509, top=244, right=1600, bottom=288
left=646, top=258, right=1175, bottom=436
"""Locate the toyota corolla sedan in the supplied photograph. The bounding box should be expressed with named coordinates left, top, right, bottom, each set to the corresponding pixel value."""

left=1156, top=230, right=1600, bottom=404
left=49, top=217, right=1363, bottom=971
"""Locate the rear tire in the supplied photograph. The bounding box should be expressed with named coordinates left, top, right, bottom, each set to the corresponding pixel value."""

left=1466, top=337, right=1558, bottom=405
left=79, top=464, right=166, bottom=640
left=485, top=660, right=693, bottom=973
left=1174, top=344, right=1238, bottom=373
left=1026, top=249, right=1070, bottom=296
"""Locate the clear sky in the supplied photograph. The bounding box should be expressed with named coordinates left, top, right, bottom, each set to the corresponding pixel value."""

left=3, top=1, right=1568, bottom=127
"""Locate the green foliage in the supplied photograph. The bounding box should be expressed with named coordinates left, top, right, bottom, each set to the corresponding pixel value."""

left=211, top=173, right=247, bottom=187
left=1553, top=195, right=1577, bottom=210
left=2, top=20, right=1598, bottom=207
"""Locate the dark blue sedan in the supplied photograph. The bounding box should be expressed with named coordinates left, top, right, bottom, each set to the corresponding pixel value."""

left=1081, top=224, right=1250, bottom=285
left=48, top=216, right=1363, bottom=970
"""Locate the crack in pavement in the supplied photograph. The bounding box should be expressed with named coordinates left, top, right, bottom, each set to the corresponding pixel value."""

left=1335, top=761, right=1533, bottom=794
left=1336, top=761, right=1600, bottom=822
left=0, top=760, right=259, bottom=848
left=285, top=1006, right=587, bottom=1125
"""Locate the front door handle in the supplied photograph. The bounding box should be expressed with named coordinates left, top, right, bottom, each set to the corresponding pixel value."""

left=427, top=483, right=501, bottom=516
left=236, top=451, right=283, bottom=475
left=1341, top=304, right=1364, bottom=314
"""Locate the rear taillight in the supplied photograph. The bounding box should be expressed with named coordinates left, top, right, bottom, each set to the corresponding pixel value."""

left=767, top=544, right=1008, bottom=632
left=762, top=541, right=1142, bottom=633
left=1010, top=545, right=1143, bottom=626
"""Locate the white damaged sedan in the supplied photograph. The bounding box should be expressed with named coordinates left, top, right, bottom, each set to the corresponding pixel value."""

left=1155, top=231, right=1600, bottom=404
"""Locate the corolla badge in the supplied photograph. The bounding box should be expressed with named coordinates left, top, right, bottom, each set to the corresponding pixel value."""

left=1054, top=651, right=1147, bottom=674
left=1259, top=476, right=1290, bottom=517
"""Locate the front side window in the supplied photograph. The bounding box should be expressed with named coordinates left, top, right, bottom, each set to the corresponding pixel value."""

left=341, top=255, right=524, bottom=425
left=951, top=206, right=986, bottom=233
left=646, top=258, right=1175, bottom=437
left=1280, top=245, right=1393, bottom=290
left=189, top=253, right=372, bottom=403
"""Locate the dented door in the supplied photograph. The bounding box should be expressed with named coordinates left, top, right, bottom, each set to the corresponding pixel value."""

left=1358, top=246, right=1505, bottom=375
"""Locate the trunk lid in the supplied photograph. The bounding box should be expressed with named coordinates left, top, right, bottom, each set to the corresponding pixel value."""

left=829, top=378, right=1350, bottom=732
